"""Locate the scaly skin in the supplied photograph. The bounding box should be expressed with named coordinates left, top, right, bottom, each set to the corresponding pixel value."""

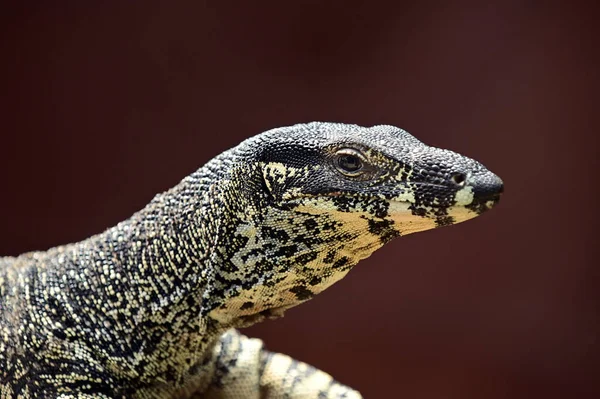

left=0, top=123, right=503, bottom=398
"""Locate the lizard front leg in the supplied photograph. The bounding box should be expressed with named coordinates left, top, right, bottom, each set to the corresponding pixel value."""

left=195, top=329, right=362, bottom=399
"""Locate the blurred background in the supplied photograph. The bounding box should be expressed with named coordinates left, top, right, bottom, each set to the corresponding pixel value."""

left=1, top=1, right=597, bottom=398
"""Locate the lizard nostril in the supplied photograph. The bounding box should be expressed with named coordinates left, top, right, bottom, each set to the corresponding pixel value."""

left=450, top=172, right=466, bottom=187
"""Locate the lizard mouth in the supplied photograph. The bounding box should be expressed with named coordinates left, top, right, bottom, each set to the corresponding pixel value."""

left=466, top=193, right=502, bottom=214
left=283, top=185, right=502, bottom=213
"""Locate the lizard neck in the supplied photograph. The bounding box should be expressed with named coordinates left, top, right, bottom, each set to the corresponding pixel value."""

left=51, top=158, right=389, bottom=389
left=43, top=164, right=238, bottom=389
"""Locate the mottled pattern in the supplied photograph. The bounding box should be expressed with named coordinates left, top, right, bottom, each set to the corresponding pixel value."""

left=0, top=122, right=503, bottom=398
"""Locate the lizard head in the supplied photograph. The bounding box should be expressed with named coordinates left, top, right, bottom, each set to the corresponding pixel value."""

left=211, top=122, right=503, bottom=323
left=253, top=122, right=503, bottom=239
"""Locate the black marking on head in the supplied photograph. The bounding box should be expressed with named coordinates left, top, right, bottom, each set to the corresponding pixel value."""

left=466, top=197, right=499, bottom=215
left=240, top=301, right=254, bottom=310
left=219, top=261, right=241, bottom=273
left=321, top=221, right=339, bottom=231
left=291, top=233, right=325, bottom=248
left=295, top=252, right=319, bottom=264
left=214, top=272, right=244, bottom=290
left=290, top=285, right=314, bottom=300
left=278, top=202, right=300, bottom=211
left=323, top=250, right=336, bottom=264
left=261, top=226, right=290, bottom=242
left=367, top=219, right=400, bottom=243
left=329, top=196, right=356, bottom=213
left=332, top=256, right=350, bottom=269
left=369, top=199, right=390, bottom=219
left=435, top=215, right=455, bottom=227
left=273, top=244, right=299, bottom=258
left=52, top=329, right=67, bottom=340
left=308, top=276, right=322, bottom=286
left=303, top=218, right=319, bottom=231
left=410, top=205, right=428, bottom=217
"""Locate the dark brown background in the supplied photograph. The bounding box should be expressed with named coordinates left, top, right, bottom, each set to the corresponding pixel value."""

left=1, top=1, right=597, bottom=398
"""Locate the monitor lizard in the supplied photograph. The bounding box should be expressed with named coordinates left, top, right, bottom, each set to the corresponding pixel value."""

left=0, top=122, right=503, bottom=398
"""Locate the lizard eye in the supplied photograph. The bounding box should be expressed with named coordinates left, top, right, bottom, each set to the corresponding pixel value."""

left=334, top=148, right=365, bottom=176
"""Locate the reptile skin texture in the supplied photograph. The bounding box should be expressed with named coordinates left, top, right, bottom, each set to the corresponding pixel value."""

left=0, top=122, right=503, bottom=398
